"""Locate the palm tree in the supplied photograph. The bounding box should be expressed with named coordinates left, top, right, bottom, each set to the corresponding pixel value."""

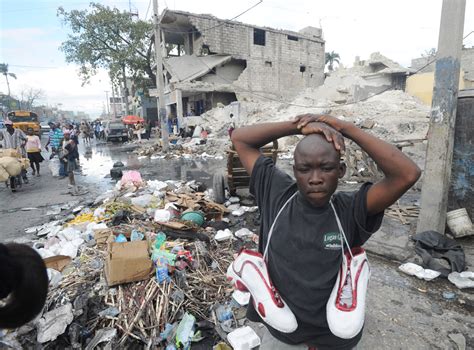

left=0, top=63, right=17, bottom=96
left=325, top=51, right=340, bottom=71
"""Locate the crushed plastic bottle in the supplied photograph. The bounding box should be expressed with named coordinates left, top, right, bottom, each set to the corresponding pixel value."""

left=154, top=232, right=167, bottom=249
left=115, top=233, right=127, bottom=243
left=175, top=313, right=195, bottom=349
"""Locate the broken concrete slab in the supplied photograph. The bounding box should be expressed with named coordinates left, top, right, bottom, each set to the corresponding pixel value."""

left=364, top=217, right=416, bottom=262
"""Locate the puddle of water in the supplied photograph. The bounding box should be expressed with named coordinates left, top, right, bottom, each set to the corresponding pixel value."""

left=77, top=141, right=227, bottom=191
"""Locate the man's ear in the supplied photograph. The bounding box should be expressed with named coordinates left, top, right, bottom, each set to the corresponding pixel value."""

left=338, top=161, right=346, bottom=179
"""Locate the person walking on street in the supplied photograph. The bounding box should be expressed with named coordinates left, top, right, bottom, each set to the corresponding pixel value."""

left=61, top=130, right=80, bottom=194
left=45, top=122, right=64, bottom=158
left=0, top=119, right=29, bottom=184
left=135, top=122, right=143, bottom=142
left=25, top=128, right=44, bottom=176
left=45, top=122, right=66, bottom=177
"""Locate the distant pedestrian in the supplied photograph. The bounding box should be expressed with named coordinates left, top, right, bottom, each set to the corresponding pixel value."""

left=135, top=122, right=143, bottom=142
left=26, top=128, right=44, bottom=176
left=81, top=122, right=92, bottom=144
left=0, top=119, right=29, bottom=184
left=99, top=123, right=105, bottom=140
left=0, top=120, right=27, bottom=154
left=45, top=122, right=64, bottom=158
left=61, top=131, right=80, bottom=193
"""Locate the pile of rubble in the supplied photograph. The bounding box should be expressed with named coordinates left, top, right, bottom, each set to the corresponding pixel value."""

left=134, top=137, right=227, bottom=161
left=1, top=171, right=262, bottom=349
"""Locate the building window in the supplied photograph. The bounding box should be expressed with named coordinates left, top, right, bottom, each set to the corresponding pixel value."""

left=287, top=35, right=299, bottom=41
left=265, top=61, right=272, bottom=67
left=254, top=28, right=266, bottom=46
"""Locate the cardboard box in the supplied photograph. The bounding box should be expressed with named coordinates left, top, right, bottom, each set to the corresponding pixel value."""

left=44, top=255, right=72, bottom=272
left=94, top=228, right=113, bottom=245
left=105, top=239, right=153, bottom=286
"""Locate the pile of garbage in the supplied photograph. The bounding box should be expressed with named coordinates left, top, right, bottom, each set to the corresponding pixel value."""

left=134, top=136, right=226, bottom=161
left=2, top=170, right=263, bottom=349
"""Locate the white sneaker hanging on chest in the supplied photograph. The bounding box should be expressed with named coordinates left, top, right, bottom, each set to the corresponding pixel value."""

left=326, top=247, right=370, bottom=339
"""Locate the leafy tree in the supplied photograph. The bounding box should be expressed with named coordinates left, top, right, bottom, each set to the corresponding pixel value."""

left=57, top=3, right=155, bottom=113
left=325, top=51, right=340, bottom=71
left=0, top=63, right=17, bottom=96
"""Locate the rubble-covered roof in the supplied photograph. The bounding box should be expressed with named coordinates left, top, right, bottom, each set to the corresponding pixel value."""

left=164, top=54, right=232, bottom=83
left=366, top=52, right=412, bottom=74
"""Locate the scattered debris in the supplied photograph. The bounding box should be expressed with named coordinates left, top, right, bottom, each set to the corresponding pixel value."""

left=398, top=262, right=441, bottom=281
left=9, top=172, right=259, bottom=349
left=448, top=333, right=466, bottom=350
left=36, top=303, right=74, bottom=343
left=448, top=271, right=474, bottom=289
left=227, top=326, right=261, bottom=350
left=442, top=291, right=457, bottom=301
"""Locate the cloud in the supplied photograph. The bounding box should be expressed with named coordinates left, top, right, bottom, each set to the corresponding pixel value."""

left=1, top=65, right=111, bottom=117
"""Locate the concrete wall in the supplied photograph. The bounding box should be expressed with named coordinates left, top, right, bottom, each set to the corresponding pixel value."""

left=209, top=92, right=237, bottom=108
left=406, top=71, right=465, bottom=105
left=188, top=16, right=325, bottom=98
left=411, top=48, right=474, bottom=88
left=200, top=61, right=246, bottom=84
left=461, top=47, right=474, bottom=87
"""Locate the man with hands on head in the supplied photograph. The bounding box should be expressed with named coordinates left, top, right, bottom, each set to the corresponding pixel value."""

left=230, top=114, right=421, bottom=350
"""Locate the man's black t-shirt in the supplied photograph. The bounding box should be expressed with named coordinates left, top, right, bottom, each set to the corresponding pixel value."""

left=247, top=156, right=384, bottom=350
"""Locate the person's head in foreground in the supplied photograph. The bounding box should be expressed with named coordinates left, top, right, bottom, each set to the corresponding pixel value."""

left=4, top=119, right=14, bottom=132
left=63, top=130, right=71, bottom=140
left=27, top=127, right=34, bottom=136
left=0, top=243, right=48, bottom=329
left=293, top=134, right=346, bottom=208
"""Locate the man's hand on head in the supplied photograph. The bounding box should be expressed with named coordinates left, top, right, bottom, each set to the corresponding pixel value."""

left=294, top=114, right=349, bottom=134
left=299, top=121, right=345, bottom=152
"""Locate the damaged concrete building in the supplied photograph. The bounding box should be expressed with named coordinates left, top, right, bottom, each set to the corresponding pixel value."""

left=406, top=47, right=474, bottom=104
left=311, top=52, right=413, bottom=104
left=150, top=9, right=325, bottom=126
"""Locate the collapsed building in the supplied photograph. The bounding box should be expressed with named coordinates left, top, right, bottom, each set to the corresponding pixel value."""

left=305, top=52, right=414, bottom=105
left=149, top=9, right=325, bottom=127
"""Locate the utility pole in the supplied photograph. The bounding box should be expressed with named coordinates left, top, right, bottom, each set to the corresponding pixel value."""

left=122, top=65, right=130, bottom=115
left=111, top=84, right=117, bottom=119
left=104, top=91, right=110, bottom=116
left=153, top=0, right=169, bottom=151
left=417, top=0, right=466, bottom=234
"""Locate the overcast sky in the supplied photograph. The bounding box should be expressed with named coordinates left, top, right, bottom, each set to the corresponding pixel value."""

left=1, top=0, right=473, bottom=117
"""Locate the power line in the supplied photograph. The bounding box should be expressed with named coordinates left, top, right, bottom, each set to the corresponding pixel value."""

left=8, top=64, right=57, bottom=69
left=160, top=0, right=263, bottom=35
left=144, top=0, right=152, bottom=20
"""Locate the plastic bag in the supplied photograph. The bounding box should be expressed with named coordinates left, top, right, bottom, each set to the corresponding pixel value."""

left=120, top=170, right=143, bottom=188
left=49, top=158, right=60, bottom=177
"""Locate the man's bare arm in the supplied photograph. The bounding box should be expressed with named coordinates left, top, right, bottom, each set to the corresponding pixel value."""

left=231, top=122, right=300, bottom=175
left=296, top=115, right=421, bottom=215
left=231, top=121, right=344, bottom=176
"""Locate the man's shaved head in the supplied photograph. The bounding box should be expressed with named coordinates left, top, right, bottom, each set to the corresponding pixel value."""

left=293, top=134, right=345, bottom=207
left=295, top=134, right=340, bottom=161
